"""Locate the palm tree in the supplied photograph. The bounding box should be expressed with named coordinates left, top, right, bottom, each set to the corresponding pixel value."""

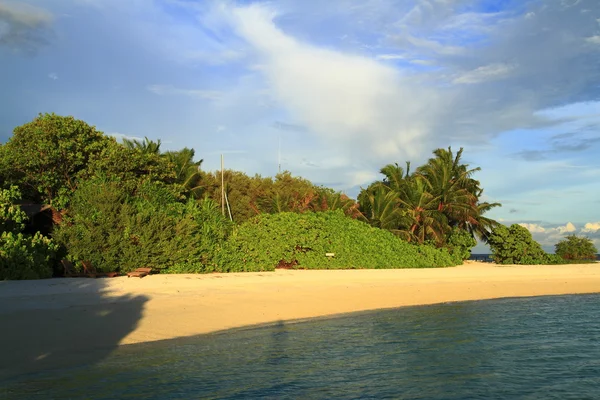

left=395, top=178, right=447, bottom=245
left=416, top=147, right=500, bottom=242
left=163, top=148, right=204, bottom=198
left=122, top=137, right=162, bottom=154
left=363, top=186, right=403, bottom=232
left=379, top=161, right=411, bottom=191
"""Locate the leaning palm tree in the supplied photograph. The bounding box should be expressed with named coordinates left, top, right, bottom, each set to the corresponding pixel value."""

left=457, top=190, right=502, bottom=242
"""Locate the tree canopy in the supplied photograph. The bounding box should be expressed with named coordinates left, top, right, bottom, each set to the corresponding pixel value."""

left=358, top=147, right=501, bottom=249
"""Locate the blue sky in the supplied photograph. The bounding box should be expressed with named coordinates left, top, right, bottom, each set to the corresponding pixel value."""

left=1, top=0, right=599, bottom=251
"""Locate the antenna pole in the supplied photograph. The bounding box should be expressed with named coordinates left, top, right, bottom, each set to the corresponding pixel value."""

left=278, top=135, right=281, bottom=174
left=221, top=154, right=225, bottom=216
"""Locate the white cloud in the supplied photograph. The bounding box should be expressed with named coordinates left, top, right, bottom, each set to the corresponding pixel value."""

left=229, top=4, right=439, bottom=163
left=147, top=84, right=222, bottom=101
left=514, top=221, right=600, bottom=252
left=586, top=35, right=600, bottom=44
left=107, top=132, right=144, bottom=142
left=47, top=72, right=58, bottom=80
left=453, top=63, right=516, bottom=84
left=0, top=1, right=53, bottom=51
left=0, top=1, right=53, bottom=26
left=403, top=34, right=464, bottom=55
left=582, top=222, right=600, bottom=232
left=556, top=222, right=577, bottom=233
left=519, top=223, right=546, bottom=233
left=376, top=53, right=406, bottom=60
left=349, top=170, right=378, bottom=187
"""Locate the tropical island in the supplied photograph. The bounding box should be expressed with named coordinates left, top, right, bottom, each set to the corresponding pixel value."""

left=1, top=114, right=600, bottom=380
left=1, top=113, right=596, bottom=281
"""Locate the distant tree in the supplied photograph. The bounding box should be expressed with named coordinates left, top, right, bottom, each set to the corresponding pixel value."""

left=555, top=235, right=598, bottom=261
left=488, top=224, right=557, bottom=265
left=0, top=113, right=111, bottom=207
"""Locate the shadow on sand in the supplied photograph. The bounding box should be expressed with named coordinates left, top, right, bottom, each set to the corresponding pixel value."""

left=0, top=277, right=148, bottom=381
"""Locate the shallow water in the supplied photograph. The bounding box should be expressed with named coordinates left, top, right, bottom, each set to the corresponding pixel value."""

left=4, top=294, right=600, bottom=399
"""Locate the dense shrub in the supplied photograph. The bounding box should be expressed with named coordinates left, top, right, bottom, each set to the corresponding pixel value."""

left=446, top=228, right=477, bottom=261
left=0, top=232, right=59, bottom=280
left=215, top=211, right=460, bottom=272
left=54, top=179, right=231, bottom=273
left=555, top=235, right=598, bottom=261
left=488, top=224, right=559, bottom=265
left=0, top=187, right=59, bottom=280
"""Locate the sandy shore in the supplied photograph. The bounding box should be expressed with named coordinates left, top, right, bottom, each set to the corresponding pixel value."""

left=1, top=262, right=600, bottom=378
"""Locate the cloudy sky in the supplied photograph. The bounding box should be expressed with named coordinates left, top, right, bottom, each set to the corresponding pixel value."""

left=1, top=0, right=599, bottom=251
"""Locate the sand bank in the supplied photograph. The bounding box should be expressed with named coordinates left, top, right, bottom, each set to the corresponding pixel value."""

left=1, top=262, right=600, bottom=378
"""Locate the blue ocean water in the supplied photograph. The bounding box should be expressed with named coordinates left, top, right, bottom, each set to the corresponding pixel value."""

left=4, top=294, right=600, bottom=399
left=469, top=254, right=600, bottom=262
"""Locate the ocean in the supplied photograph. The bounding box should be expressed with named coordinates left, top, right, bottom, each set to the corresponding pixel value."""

left=3, top=294, right=600, bottom=399
left=469, top=254, right=600, bottom=262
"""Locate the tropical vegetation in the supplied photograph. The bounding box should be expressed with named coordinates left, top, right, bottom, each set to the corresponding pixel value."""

left=1, top=113, right=592, bottom=280
left=555, top=235, right=598, bottom=262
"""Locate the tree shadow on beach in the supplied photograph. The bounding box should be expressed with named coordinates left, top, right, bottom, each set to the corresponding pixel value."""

left=0, top=277, right=148, bottom=382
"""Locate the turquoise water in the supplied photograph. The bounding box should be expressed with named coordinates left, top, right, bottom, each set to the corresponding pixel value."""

left=4, top=294, right=600, bottom=399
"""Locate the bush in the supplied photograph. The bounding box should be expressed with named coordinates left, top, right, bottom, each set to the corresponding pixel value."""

left=0, top=232, right=59, bottom=280
left=0, top=186, right=59, bottom=280
left=215, top=211, right=460, bottom=272
left=54, top=179, right=231, bottom=273
left=555, top=235, right=598, bottom=261
left=0, top=186, right=28, bottom=234
left=488, top=224, right=558, bottom=265
left=446, top=228, right=477, bottom=261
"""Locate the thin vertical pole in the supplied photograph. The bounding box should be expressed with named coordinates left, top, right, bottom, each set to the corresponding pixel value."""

left=221, top=154, right=225, bottom=216
left=278, top=135, right=281, bottom=174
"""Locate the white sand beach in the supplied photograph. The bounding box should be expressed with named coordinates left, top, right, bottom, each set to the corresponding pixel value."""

left=1, top=262, right=600, bottom=378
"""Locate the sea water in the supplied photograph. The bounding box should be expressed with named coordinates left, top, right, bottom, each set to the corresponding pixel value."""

left=3, top=294, right=600, bottom=399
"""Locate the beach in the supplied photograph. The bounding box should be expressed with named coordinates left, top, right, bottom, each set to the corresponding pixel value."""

left=2, top=262, right=600, bottom=378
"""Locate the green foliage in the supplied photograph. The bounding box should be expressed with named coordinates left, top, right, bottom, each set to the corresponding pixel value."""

left=0, top=232, right=59, bottom=280
left=163, top=147, right=204, bottom=198
left=0, top=186, right=59, bottom=280
left=446, top=228, right=477, bottom=261
left=0, top=186, right=28, bottom=233
left=555, top=235, right=598, bottom=261
left=216, top=211, right=460, bottom=272
left=488, top=224, right=557, bottom=265
left=1, top=113, right=110, bottom=207
left=358, top=147, right=501, bottom=246
left=201, top=170, right=358, bottom=223
left=54, top=179, right=231, bottom=273
left=83, top=140, right=177, bottom=192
